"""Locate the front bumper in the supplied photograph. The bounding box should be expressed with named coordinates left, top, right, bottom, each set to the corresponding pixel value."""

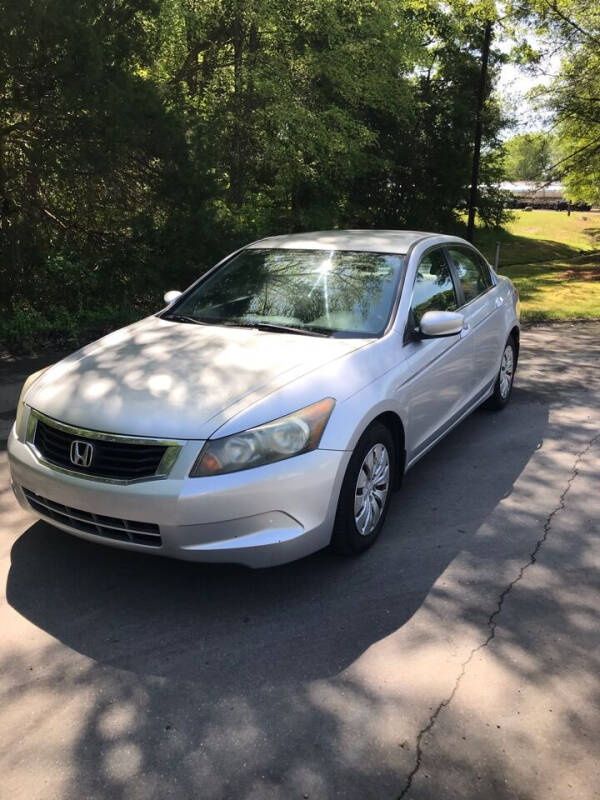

left=8, top=426, right=350, bottom=567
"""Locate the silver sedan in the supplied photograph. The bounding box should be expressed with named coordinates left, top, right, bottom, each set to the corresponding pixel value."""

left=8, top=230, right=519, bottom=567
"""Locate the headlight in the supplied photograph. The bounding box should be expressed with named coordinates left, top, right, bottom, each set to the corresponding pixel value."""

left=191, top=397, right=335, bottom=477
left=14, top=367, right=50, bottom=440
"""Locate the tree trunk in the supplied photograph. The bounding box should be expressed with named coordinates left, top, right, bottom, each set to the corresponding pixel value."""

left=230, top=14, right=245, bottom=208
left=466, top=20, right=493, bottom=243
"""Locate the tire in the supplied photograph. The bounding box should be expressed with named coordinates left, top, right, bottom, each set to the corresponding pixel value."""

left=486, top=335, right=516, bottom=411
left=330, top=422, right=395, bottom=555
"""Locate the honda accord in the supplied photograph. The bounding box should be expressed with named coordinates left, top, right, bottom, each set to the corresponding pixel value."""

left=8, top=230, right=519, bottom=566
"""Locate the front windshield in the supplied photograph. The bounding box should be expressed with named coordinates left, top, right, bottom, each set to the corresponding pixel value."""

left=165, top=248, right=405, bottom=337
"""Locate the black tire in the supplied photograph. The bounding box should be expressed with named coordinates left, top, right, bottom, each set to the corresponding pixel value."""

left=330, top=422, right=395, bottom=556
left=486, top=334, right=517, bottom=411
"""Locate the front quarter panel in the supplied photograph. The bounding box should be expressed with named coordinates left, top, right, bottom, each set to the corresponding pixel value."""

left=318, top=332, right=411, bottom=451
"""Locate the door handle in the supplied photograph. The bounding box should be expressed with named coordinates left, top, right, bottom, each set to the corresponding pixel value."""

left=495, top=296, right=504, bottom=308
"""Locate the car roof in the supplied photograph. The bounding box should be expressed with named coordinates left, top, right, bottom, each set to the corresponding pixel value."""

left=246, top=229, right=467, bottom=255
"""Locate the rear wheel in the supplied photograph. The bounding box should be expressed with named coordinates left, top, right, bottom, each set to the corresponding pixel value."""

left=486, top=336, right=516, bottom=410
left=331, top=422, right=395, bottom=555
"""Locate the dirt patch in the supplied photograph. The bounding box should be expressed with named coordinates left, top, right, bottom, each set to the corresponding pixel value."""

left=558, top=266, right=600, bottom=281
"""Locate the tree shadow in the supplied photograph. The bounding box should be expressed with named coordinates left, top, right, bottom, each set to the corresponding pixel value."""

left=472, top=230, right=589, bottom=267
left=492, top=253, right=600, bottom=316
left=391, top=435, right=600, bottom=799
left=3, top=392, right=555, bottom=797
left=582, top=226, right=600, bottom=241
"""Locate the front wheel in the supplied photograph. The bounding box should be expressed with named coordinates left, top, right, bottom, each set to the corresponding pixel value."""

left=331, top=422, right=395, bottom=555
left=486, top=336, right=516, bottom=410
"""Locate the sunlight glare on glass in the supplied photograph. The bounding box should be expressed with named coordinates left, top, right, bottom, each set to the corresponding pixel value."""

left=309, top=250, right=334, bottom=298
left=317, top=251, right=335, bottom=274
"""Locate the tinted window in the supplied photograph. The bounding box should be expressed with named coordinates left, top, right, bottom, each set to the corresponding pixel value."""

left=168, top=249, right=405, bottom=337
left=447, top=247, right=493, bottom=303
left=411, top=249, right=458, bottom=324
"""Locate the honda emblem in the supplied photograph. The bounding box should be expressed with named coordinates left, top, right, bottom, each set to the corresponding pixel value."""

left=70, top=440, right=94, bottom=468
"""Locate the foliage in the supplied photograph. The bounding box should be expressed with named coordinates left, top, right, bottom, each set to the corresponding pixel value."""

left=1, top=0, right=510, bottom=349
left=511, top=0, right=600, bottom=204
left=502, top=133, right=556, bottom=181
left=0, top=301, right=142, bottom=352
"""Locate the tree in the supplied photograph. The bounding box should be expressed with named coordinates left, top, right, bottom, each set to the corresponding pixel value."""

left=1, top=0, right=511, bottom=345
left=511, top=0, right=600, bottom=203
left=0, top=0, right=201, bottom=312
left=503, top=133, right=555, bottom=181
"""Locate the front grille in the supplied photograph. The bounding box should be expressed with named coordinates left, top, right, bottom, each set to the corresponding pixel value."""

left=33, top=419, right=167, bottom=480
left=23, top=488, right=162, bottom=547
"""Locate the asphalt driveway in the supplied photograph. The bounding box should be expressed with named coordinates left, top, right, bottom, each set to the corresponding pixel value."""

left=1, top=323, right=599, bottom=800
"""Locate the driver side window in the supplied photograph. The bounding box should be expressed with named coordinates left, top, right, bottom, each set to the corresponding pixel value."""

left=411, top=249, right=458, bottom=325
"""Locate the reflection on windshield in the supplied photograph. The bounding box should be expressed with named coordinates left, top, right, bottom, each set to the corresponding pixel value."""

left=165, top=249, right=405, bottom=337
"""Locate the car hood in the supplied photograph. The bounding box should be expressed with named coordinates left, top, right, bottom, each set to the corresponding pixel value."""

left=26, top=316, right=366, bottom=439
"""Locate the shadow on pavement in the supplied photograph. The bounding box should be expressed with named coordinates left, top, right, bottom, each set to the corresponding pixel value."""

left=6, top=395, right=547, bottom=686
left=3, top=392, right=555, bottom=797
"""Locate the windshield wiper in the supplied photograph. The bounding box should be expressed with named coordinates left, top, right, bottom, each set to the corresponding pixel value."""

left=217, top=320, right=330, bottom=337
left=165, top=314, right=331, bottom=337
left=163, top=314, right=209, bottom=326
left=253, top=322, right=330, bottom=337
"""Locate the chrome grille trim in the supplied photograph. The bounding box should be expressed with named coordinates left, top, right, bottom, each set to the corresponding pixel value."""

left=23, top=488, right=162, bottom=547
left=25, top=409, right=183, bottom=484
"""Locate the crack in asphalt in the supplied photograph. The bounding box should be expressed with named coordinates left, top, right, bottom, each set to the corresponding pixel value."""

left=396, top=430, right=600, bottom=800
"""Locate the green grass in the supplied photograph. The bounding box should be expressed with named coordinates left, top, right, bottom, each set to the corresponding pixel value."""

left=473, top=210, right=600, bottom=322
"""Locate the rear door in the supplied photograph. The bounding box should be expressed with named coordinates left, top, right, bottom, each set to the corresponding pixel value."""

left=403, top=247, right=474, bottom=462
left=445, top=246, right=505, bottom=394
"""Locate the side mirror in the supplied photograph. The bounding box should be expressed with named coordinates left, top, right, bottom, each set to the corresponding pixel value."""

left=164, top=290, right=182, bottom=305
left=419, top=310, right=464, bottom=338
